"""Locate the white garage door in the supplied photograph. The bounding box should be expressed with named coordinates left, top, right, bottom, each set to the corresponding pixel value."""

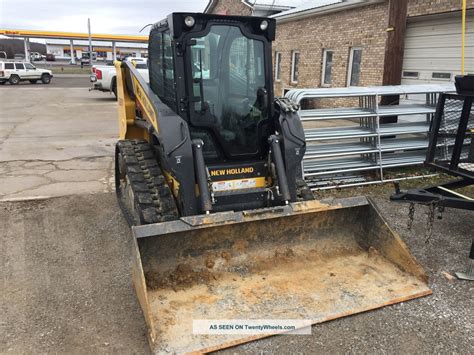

left=402, top=10, right=474, bottom=85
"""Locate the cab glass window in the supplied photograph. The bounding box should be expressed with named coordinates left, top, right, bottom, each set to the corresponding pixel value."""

left=163, top=33, right=174, bottom=83
left=25, top=63, right=35, bottom=69
left=149, top=30, right=176, bottom=111
left=15, top=63, right=25, bottom=70
left=5, top=63, right=14, bottom=69
left=189, top=25, right=267, bottom=158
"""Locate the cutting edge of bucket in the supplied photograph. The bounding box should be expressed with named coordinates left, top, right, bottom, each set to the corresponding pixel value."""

left=190, top=288, right=432, bottom=355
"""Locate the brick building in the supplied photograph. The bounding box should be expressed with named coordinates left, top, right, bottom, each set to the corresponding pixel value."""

left=205, top=0, right=474, bottom=96
left=204, top=0, right=307, bottom=17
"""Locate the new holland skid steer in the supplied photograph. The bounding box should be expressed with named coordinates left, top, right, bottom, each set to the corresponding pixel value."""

left=115, top=13, right=431, bottom=353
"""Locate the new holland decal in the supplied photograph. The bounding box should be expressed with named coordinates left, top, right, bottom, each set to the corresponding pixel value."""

left=210, top=167, right=254, bottom=177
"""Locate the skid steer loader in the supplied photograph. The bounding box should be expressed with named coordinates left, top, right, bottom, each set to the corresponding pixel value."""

left=115, top=13, right=431, bottom=354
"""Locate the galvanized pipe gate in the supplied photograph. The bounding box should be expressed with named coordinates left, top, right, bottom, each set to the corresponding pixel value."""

left=285, top=84, right=455, bottom=189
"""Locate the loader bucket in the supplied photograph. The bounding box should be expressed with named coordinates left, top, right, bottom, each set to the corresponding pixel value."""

left=130, top=196, right=431, bottom=354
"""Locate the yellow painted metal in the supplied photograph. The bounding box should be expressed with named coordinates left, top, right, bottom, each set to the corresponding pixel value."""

left=0, top=28, right=147, bottom=42
left=115, top=61, right=135, bottom=139
left=132, top=76, right=159, bottom=133
left=115, top=61, right=149, bottom=141
left=461, top=0, right=466, bottom=74
left=163, top=170, right=181, bottom=200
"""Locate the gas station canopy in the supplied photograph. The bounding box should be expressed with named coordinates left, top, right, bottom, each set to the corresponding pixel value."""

left=0, top=29, right=148, bottom=43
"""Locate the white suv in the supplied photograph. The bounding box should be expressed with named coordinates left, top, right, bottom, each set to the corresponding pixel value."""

left=0, top=62, right=53, bottom=85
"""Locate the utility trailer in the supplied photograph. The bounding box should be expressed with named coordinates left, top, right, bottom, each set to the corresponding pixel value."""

left=391, top=75, right=474, bottom=281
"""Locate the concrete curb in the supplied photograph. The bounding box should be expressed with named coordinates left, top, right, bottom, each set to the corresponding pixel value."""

left=53, top=74, right=90, bottom=78
left=0, top=195, right=53, bottom=202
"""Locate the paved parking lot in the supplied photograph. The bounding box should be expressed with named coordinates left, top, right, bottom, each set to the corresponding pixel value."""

left=0, top=79, right=116, bottom=200
left=0, top=77, right=472, bottom=354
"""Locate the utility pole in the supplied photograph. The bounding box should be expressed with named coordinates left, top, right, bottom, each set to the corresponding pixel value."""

left=70, top=40, right=76, bottom=65
left=24, top=37, right=29, bottom=61
left=112, top=41, right=116, bottom=62
left=380, top=0, right=408, bottom=126
left=88, top=18, right=93, bottom=66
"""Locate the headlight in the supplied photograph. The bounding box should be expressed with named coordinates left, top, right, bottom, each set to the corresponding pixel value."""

left=184, top=16, right=195, bottom=28
left=260, top=20, right=269, bottom=31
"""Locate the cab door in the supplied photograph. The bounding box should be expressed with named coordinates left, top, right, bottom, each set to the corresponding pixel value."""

left=14, top=63, right=27, bottom=79
left=24, top=63, right=40, bottom=78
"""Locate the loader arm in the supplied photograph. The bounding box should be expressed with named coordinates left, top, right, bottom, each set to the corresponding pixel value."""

left=116, top=59, right=200, bottom=216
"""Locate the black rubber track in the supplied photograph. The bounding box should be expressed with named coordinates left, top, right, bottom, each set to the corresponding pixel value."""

left=115, top=139, right=179, bottom=226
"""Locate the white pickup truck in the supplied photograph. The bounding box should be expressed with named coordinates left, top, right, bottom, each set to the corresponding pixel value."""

left=90, top=57, right=149, bottom=98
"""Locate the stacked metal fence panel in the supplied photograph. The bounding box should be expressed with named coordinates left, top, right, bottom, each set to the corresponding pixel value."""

left=285, top=84, right=455, bottom=189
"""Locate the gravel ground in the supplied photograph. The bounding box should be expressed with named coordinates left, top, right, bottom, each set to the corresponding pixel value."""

left=1, top=191, right=472, bottom=354
left=1, top=194, right=150, bottom=354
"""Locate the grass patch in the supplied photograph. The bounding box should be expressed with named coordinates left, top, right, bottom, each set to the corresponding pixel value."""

left=35, top=65, right=92, bottom=75
left=311, top=167, right=473, bottom=200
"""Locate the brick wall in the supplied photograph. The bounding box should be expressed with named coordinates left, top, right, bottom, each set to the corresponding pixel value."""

left=273, top=2, right=389, bottom=97
left=205, top=0, right=473, bottom=104
left=207, top=0, right=252, bottom=16
left=408, top=0, right=474, bottom=17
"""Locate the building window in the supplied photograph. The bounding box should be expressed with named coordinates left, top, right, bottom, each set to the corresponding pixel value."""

left=347, top=47, right=362, bottom=86
left=274, top=51, right=282, bottom=81
left=291, top=51, right=300, bottom=84
left=322, top=49, right=333, bottom=86
left=402, top=71, right=419, bottom=78
left=432, top=72, right=451, bottom=80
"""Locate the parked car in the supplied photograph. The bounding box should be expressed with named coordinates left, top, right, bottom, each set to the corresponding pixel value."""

left=81, top=51, right=97, bottom=66
left=90, top=57, right=148, bottom=98
left=0, top=61, right=53, bottom=85
left=30, top=52, right=44, bottom=61
left=45, top=53, right=56, bottom=61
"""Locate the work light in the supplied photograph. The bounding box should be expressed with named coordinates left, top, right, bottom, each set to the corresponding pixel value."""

left=184, top=16, right=195, bottom=28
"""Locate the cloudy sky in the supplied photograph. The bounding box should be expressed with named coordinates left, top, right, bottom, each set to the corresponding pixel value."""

left=0, top=0, right=211, bottom=35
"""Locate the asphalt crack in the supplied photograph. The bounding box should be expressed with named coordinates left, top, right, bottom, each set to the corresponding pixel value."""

left=0, top=156, right=115, bottom=200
